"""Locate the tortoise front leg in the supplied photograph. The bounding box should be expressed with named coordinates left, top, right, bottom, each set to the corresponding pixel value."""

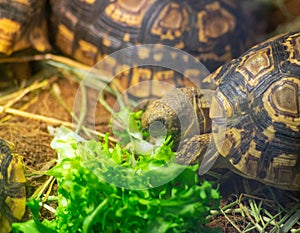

left=176, top=133, right=211, bottom=165
left=176, top=133, right=221, bottom=176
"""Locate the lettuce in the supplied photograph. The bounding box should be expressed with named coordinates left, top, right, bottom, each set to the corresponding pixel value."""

left=13, top=124, right=221, bottom=233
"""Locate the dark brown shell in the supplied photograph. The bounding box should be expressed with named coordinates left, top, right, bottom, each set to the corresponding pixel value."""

left=210, top=31, right=300, bottom=190
left=0, top=0, right=49, bottom=55
left=50, top=0, right=252, bottom=97
left=50, top=0, right=250, bottom=69
left=0, top=138, right=26, bottom=233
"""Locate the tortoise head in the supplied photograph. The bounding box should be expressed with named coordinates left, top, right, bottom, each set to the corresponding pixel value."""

left=142, top=87, right=211, bottom=150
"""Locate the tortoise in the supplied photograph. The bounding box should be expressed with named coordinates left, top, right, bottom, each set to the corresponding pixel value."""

left=142, top=31, right=300, bottom=191
left=0, top=138, right=26, bottom=233
left=0, top=0, right=253, bottom=98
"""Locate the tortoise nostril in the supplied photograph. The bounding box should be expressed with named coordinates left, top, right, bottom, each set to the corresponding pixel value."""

left=148, top=120, right=167, bottom=138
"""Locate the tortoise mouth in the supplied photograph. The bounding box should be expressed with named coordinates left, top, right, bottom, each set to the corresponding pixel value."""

left=148, top=120, right=167, bottom=138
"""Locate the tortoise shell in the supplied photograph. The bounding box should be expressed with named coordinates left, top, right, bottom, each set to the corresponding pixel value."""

left=209, top=31, right=300, bottom=190
left=0, top=138, right=26, bottom=233
left=50, top=0, right=250, bottom=68
left=50, top=0, right=252, bottom=97
left=0, top=0, right=49, bottom=55
left=142, top=31, right=300, bottom=190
